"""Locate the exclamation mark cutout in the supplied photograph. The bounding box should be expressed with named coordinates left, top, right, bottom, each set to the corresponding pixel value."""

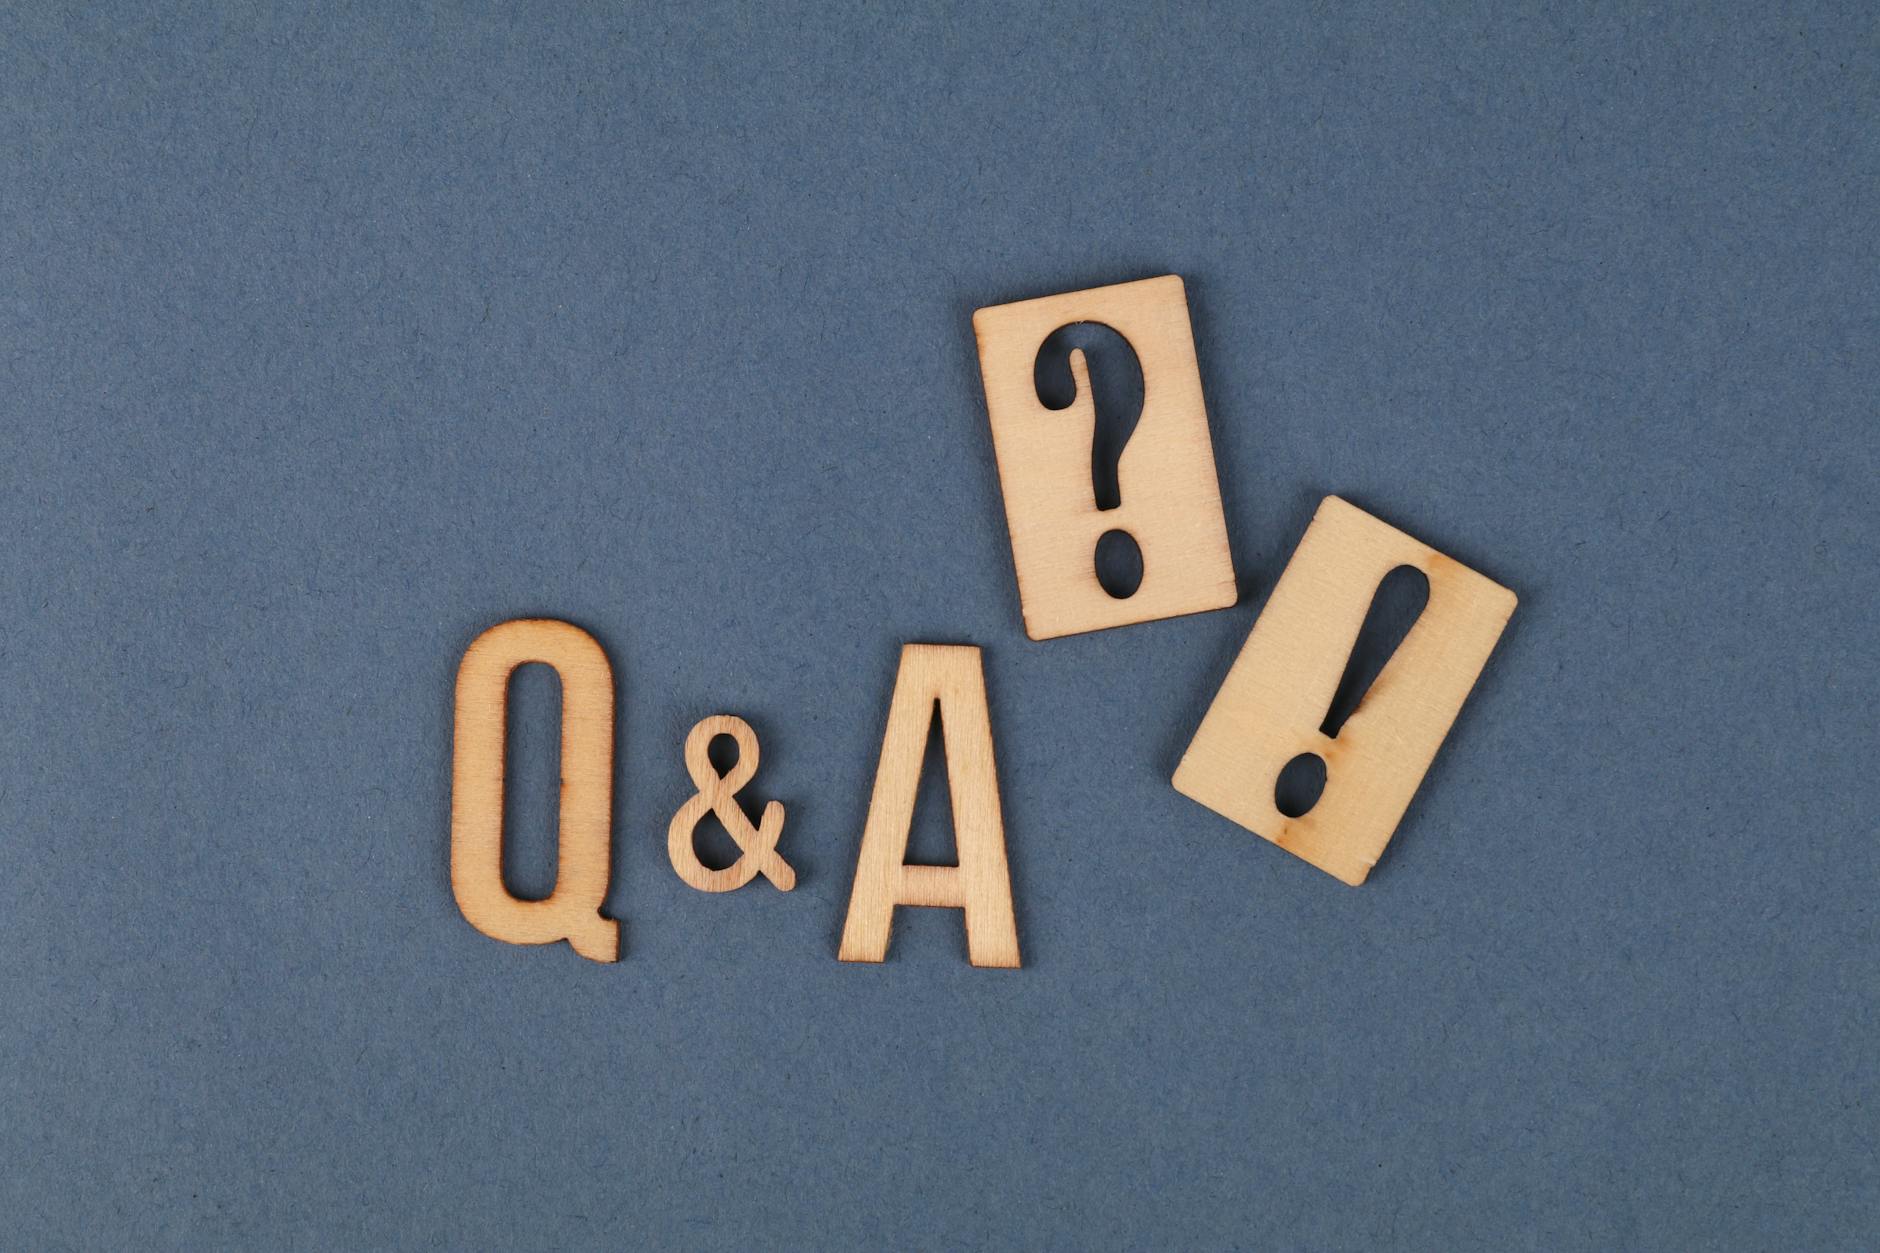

left=1274, top=565, right=1431, bottom=817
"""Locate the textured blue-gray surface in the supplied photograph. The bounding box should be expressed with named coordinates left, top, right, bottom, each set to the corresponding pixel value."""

left=3, top=4, right=1876, bottom=1248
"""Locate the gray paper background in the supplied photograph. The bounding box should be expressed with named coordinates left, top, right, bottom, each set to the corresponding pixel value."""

left=3, top=4, right=1876, bottom=1248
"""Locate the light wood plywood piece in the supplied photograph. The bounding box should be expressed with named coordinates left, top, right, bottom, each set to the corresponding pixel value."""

left=973, top=274, right=1236, bottom=640
left=1173, top=497, right=1516, bottom=885
left=667, top=714, right=795, bottom=893
left=838, top=644, right=1020, bottom=968
left=450, top=618, right=619, bottom=961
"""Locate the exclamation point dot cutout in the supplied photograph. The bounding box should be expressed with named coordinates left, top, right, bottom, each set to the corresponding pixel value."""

left=1033, top=322, right=1145, bottom=599
left=1272, top=564, right=1432, bottom=819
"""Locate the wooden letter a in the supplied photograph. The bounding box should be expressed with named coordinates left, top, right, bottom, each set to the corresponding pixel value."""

left=839, top=644, right=1021, bottom=968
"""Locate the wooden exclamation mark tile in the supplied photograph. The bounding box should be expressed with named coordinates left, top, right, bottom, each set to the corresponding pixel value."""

left=1173, top=497, right=1517, bottom=884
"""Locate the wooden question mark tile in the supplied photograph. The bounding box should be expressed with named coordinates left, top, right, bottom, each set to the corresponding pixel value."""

left=1173, top=497, right=1516, bottom=885
left=973, top=274, right=1237, bottom=640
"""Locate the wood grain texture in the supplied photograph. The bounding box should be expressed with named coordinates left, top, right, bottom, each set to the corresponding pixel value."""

left=666, top=713, right=795, bottom=893
left=838, top=644, right=1020, bottom=968
left=450, top=618, right=619, bottom=961
left=973, top=274, right=1236, bottom=640
left=1173, top=496, right=1517, bottom=885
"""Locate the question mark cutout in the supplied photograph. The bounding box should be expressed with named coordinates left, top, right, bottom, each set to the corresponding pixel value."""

left=974, top=275, right=1236, bottom=640
left=1033, top=322, right=1145, bottom=599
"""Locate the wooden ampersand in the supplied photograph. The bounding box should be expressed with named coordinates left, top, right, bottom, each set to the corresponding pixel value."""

left=839, top=644, right=1020, bottom=968
left=1173, top=497, right=1517, bottom=885
left=667, top=714, right=795, bottom=892
left=973, top=274, right=1237, bottom=640
left=450, top=618, right=619, bottom=961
